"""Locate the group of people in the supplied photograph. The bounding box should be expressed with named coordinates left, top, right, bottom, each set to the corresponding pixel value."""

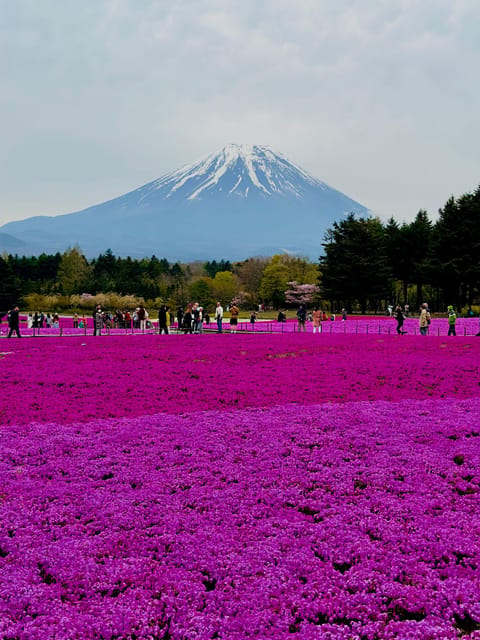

left=393, top=302, right=480, bottom=336
left=388, top=303, right=410, bottom=317
left=295, top=305, right=347, bottom=332
left=176, top=302, right=240, bottom=334
left=4, top=303, right=480, bottom=339
left=176, top=303, right=207, bottom=334
left=88, top=302, right=241, bottom=336
left=26, top=311, right=60, bottom=328
left=90, top=306, right=152, bottom=335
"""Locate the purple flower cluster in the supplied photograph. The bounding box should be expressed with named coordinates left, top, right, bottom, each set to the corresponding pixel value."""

left=1, top=333, right=480, bottom=638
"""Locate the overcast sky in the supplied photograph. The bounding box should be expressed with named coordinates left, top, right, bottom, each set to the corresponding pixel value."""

left=1, top=0, right=479, bottom=226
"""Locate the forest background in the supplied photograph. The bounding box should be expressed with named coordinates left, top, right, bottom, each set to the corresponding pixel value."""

left=1, top=187, right=479, bottom=316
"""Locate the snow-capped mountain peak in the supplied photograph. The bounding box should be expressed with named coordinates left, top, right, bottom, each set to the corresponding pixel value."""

left=0, top=143, right=370, bottom=260
left=144, top=143, right=324, bottom=202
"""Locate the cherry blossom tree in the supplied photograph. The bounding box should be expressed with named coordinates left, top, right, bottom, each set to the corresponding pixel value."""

left=284, top=281, right=320, bottom=306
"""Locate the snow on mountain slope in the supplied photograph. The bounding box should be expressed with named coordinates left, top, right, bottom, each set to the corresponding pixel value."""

left=0, top=144, right=370, bottom=259
left=142, top=144, right=323, bottom=201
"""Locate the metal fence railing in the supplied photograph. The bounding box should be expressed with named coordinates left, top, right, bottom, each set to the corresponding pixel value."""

left=2, top=317, right=479, bottom=338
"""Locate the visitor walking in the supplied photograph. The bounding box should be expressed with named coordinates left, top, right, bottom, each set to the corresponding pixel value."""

left=7, top=306, right=21, bottom=338
left=395, top=305, right=407, bottom=335
left=419, top=303, right=431, bottom=336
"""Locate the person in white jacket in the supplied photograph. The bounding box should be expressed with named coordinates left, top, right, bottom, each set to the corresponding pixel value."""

left=215, top=302, right=223, bottom=333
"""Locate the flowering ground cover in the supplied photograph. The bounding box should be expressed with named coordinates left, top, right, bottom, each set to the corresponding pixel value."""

left=1, top=334, right=480, bottom=426
left=1, top=333, right=480, bottom=639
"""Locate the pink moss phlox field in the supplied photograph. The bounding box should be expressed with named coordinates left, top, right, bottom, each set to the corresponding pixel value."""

left=1, top=333, right=480, bottom=638
left=1, top=334, right=480, bottom=426
left=1, top=399, right=480, bottom=639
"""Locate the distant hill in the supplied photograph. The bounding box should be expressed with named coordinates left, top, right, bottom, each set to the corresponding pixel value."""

left=0, top=144, right=370, bottom=260
left=0, top=232, right=27, bottom=253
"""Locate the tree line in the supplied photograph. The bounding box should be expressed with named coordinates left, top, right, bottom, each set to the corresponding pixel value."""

left=0, top=248, right=319, bottom=313
left=1, top=185, right=479, bottom=314
left=321, top=185, right=480, bottom=313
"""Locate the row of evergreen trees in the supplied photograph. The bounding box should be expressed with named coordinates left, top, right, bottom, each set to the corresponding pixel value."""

left=1, top=186, right=479, bottom=313
left=320, top=186, right=480, bottom=313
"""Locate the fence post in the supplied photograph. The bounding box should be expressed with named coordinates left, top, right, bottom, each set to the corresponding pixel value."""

left=60, top=327, right=63, bottom=337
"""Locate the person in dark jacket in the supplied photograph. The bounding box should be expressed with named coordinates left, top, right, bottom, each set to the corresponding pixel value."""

left=176, top=307, right=184, bottom=330
left=297, top=304, right=307, bottom=332
left=395, top=305, right=407, bottom=334
left=182, top=307, right=193, bottom=334
left=158, top=305, right=169, bottom=335
left=7, top=306, right=21, bottom=338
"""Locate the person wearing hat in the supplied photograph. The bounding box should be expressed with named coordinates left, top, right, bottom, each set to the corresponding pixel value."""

left=447, top=305, right=456, bottom=336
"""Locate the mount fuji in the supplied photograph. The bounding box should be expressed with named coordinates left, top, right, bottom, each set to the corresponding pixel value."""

left=0, top=144, right=370, bottom=260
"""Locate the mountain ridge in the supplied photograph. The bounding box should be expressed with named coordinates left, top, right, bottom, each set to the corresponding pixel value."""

left=0, top=144, right=369, bottom=260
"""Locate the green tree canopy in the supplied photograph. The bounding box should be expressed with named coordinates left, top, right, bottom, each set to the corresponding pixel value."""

left=432, top=187, right=480, bottom=307
left=188, top=276, right=216, bottom=310
left=212, top=271, right=239, bottom=305
left=57, top=247, right=91, bottom=296
left=320, top=215, right=391, bottom=313
left=0, top=256, right=17, bottom=312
